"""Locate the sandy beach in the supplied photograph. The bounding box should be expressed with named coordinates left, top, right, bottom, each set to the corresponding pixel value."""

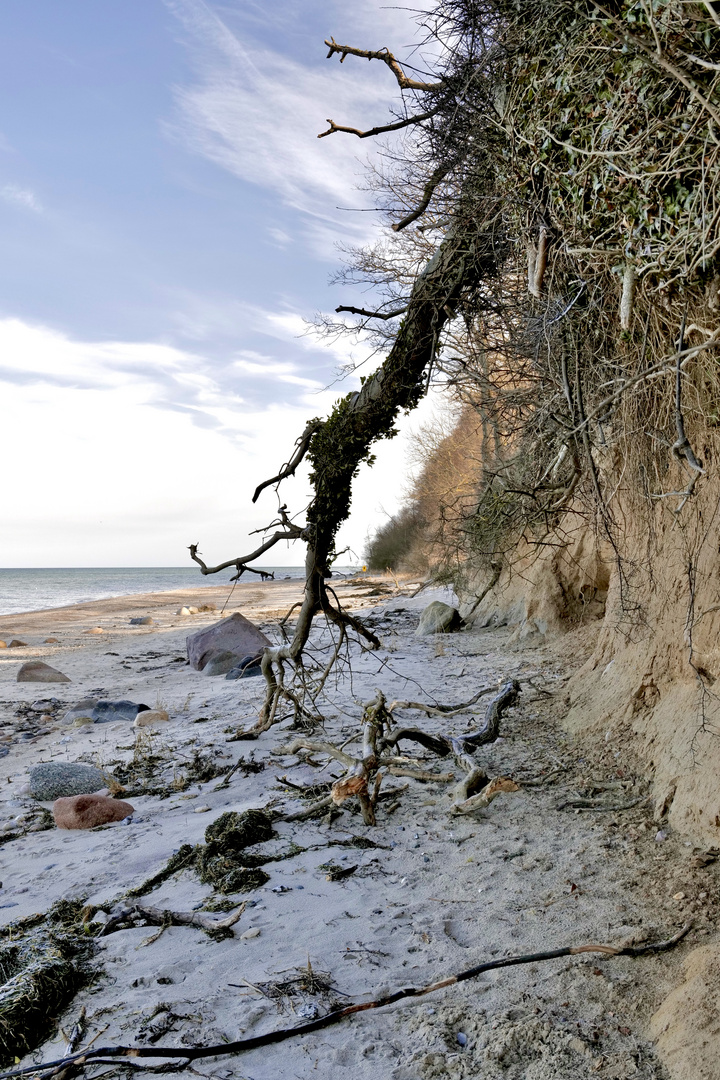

left=0, top=579, right=710, bottom=1079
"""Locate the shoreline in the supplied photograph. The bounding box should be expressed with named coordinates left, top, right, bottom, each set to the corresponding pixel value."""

left=0, top=575, right=389, bottom=636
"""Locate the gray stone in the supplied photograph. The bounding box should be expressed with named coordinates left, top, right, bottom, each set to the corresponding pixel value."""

left=187, top=612, right=271, bottom=672
left=129, top=616, right=153, bottom=626
left=226, top=654, right=263, bottom=680
left=93, top=700, right=150, bottom=723
left=415, top=601, right=464, bottom=636
left=29, top=761, right=115, bottom=801
left=17, top=662, right=71, bottom=684
left=63, top=699, right=150, bottom=724
left=203, top=650, right=240, bottom=676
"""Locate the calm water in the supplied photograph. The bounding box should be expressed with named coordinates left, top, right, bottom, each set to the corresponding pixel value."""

left=0, top=566, right=358, bottom=616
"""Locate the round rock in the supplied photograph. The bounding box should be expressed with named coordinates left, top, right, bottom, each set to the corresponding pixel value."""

left=17, top=661, right=71, bottom=684
left=415, top=601, right=464, bottom=636
left=133, top=708, right=169, bottom=728
left=29, top=761, right=115, bottom=801
left=54, top=793, right=134, bottom=830
left=203, top=650, right=240, bottom=676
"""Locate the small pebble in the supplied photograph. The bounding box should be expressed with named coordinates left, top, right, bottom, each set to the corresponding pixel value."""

left=240, top=927, right=261, bottom=940
left=655, top=830, right=667, bottom=842
left=673, top=891, right=686, bottom=901
left=457, top=1032, right=468, bottom=1046
left=193, top=805, right=212, bottom=813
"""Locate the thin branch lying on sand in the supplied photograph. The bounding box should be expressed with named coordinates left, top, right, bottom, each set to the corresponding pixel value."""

left=556, top=795, right=649, bottom=813
left=387, top=684, right=498, bottom=718
left=8, top=925, right=692, bottom=1080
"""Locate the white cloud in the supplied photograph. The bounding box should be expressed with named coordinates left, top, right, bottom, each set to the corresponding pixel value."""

left=1, top=183, right=42, bottom=212
left=267, top=226, right=292, bottom=247
left=0, top=314, right=446, bottom=566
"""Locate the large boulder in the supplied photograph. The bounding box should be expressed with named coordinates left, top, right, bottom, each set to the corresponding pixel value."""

left=16, top=661, right=71, bottom=683
left=53, top=793, right=134, bottom=829
left=187, top=612, right=271, bottom=672
left=415, top=601, right=464, bottom=636
left=29, top=761, right=115, bottom=801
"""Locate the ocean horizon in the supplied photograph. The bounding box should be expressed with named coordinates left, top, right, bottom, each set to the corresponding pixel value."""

left=0, top=565, right=359, bottom=617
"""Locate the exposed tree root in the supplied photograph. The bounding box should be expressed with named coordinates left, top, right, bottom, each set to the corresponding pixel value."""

left=279, top=681, right=521, bottom=822
left=5, top=925, right=692, bottom=1080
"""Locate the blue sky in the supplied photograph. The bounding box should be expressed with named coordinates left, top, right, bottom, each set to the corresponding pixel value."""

left=0, top=1, right=440, bottom=568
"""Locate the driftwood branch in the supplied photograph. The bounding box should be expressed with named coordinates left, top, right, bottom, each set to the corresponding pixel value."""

left=324, top=38, right=444, bottom=92
left=280, top=682, right=521, bottom=821
left=10, top=926, right=691, bottom=1079
left=387, top=683, right=498, bottom=719
left=100, top=903, right=246, bottom=937
left=451, top=775, right=519, bottom=815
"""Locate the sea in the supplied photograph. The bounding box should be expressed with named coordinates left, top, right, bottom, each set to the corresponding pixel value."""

left=0, top=566, right=359, bottom=617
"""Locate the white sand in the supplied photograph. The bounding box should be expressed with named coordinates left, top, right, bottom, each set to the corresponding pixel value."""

left=0, top=579, right=708, bottom=1079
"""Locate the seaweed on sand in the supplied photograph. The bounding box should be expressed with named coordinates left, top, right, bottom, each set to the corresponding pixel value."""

left=0, top=901, right=95, bottom=1067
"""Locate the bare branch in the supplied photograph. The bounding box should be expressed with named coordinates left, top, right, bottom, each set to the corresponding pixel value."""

left=335, top=304, right=408, bottom=320
left=319, top=108, right=439, bottom=140
left=392, top=165, right=450, bottom=232
left=252, top=420, right=323, bottom=504
left=324, top=37, right=443, bottom=92
left=188, top=524, right=306, bottom=578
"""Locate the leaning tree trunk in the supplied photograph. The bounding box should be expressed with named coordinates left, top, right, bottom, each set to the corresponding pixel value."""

left=191, top=215, right=497, bottom=732
left=253, top=225, right=492, bottom=729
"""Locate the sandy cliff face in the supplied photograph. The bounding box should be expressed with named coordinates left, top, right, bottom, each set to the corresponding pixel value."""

left=460, top=488, right=720, bottom=847
left=458, top=491, right=720, bottom=1080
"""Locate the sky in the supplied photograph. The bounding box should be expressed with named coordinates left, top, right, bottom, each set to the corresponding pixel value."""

left=0, top=0, right=443, bottom=569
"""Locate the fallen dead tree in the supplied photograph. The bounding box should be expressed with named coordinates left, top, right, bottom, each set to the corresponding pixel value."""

left=3, top=924, right=691, bottom=1080
left=279, top=680, right=521, bottom=823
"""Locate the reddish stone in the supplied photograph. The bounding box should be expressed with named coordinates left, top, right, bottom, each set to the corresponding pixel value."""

left=53, top=793, right=135, bottom=830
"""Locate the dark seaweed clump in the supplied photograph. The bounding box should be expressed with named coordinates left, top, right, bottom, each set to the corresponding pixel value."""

left=0, top=900, right=95, bottom=1067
